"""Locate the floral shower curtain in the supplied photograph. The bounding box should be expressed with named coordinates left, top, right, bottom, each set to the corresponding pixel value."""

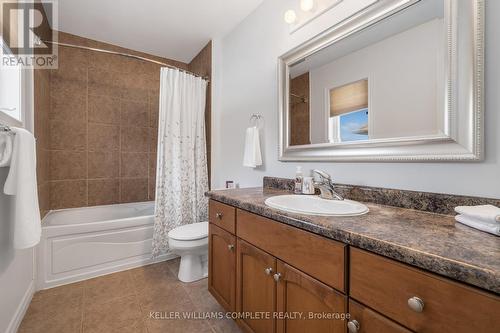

left=152, top=68, right=209, bottom=257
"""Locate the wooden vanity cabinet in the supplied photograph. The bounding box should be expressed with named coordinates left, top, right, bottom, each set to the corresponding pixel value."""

left=208, top=199, right=500, bottom=333
left=276, top=261, right=347, bottom=333
left=235, top=239, right=347, bottom=333
left=208, top=223, right=236, bottom=312
left=236, top=240, right=277, bottom=333
left=350, top=248, right=500, bottom=333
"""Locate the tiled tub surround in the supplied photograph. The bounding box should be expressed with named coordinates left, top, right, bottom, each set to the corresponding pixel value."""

left=207, top=186, right=500, bottom=294
left=46, top=32, right=185, bottom=209
left=41, top=32, right=212, bottom=210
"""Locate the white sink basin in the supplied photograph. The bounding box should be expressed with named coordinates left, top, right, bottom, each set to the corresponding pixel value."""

left=264, top=195, right=369, bottom=217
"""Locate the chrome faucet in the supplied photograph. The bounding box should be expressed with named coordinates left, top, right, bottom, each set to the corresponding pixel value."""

left=312, top=169, right=344, bottom=200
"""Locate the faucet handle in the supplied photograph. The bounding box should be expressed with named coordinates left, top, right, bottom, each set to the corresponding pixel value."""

left=313, top=169, right=332, bottom=183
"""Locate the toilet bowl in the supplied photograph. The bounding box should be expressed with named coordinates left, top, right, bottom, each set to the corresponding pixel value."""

left=168, top=221, right=209, bottom=283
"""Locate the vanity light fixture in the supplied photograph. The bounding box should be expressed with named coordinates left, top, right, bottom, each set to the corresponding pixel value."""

left=284, top=9, right=297, bottom=24
left=300, top=0, right=315, bottom=12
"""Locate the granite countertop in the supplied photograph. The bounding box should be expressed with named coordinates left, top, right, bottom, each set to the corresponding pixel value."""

left=207, top=187, right=500, bottom=294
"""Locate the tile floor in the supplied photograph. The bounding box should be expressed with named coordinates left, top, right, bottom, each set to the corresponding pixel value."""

left=19, top=258, right=241, bottom=333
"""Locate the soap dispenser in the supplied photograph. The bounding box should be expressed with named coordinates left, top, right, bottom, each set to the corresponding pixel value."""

left=294, top=166, right=303, bottom=194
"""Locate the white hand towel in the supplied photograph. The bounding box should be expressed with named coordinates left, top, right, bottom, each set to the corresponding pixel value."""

left=3, top=127, right=41, bottom=249
left=454, top=204, right=500, bottom=224
left=455, top=215, right=500, bottom=236
left=243, top=126, right=262, bottom=168
left=0, top=132, right=13, bottom=167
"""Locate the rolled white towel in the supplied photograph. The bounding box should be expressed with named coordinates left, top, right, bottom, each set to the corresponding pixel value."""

left=455, top=215, right=500, bottom=236
left=454, top=205, right=500, bottom=224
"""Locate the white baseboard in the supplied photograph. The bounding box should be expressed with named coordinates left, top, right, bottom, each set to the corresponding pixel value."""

left=5, top=280, right=35, bottom=333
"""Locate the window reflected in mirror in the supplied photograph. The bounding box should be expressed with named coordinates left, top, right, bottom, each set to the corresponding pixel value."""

left=329, top=79, right=368, bottom=143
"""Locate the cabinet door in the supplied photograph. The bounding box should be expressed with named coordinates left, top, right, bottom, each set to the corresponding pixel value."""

left=208, top=224, right=236, bottom=312
left=348, top=300, right=413, bottom=333
left=276, top=261, right=347, bottom=333
left=237, top=240, right=277, bottom=333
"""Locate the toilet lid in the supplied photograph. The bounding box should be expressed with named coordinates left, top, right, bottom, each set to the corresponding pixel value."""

left=168, top=222, right=208, bottom=241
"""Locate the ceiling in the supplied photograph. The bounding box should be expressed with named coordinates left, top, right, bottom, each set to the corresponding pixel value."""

left=53, top=0, right=263, bottom=63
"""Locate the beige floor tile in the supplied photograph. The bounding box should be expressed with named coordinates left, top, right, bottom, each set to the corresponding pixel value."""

left=83, top=295, right=146, bottom=333
left=165, top=257, right=181, bottom=276
left=19, top=260, right=242, bottom=333
left=129, top=261, right=178, bottom=289
left=83, top=270, right=136, bottom=305
left=19, top=303, right=82, bottom=333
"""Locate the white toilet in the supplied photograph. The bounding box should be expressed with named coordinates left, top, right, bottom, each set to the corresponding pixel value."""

left=168, top=222, right=209, bottom=283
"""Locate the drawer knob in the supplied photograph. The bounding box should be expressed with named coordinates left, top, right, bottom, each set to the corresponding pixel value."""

left=264, top=267, right=273, bottom=275
left=215, top=212, right=223, bottom=219
left=347, top=320, right=360, bottom=333
left=273, top=273, right=282, bottom=282
left=408, top=296, right=425, bottom=313
left=227, top=244, right=235, bottom=251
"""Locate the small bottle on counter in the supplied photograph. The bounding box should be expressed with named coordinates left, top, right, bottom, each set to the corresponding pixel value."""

left=302, top=176, right=315, bottom=194
left=294, top=166, right=303, bottom=194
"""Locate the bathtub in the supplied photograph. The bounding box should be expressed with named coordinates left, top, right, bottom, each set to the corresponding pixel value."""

left=37, top=201, right=174, bottom=289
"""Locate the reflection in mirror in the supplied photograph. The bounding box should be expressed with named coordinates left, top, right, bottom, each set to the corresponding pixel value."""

left=329, top=79, right=369, bottom=143
left=288, top=0, right=445, bottom=146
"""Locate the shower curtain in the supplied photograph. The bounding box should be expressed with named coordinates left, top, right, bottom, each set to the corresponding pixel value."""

left=152, top=68, right=209, bottom=257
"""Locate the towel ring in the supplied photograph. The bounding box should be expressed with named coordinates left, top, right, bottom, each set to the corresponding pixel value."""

left=250, top=114, right=263, bottom=127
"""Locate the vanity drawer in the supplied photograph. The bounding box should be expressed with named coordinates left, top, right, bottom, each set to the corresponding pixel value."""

left=350, top=248, right=500, bottom=333
left=209, top=200, right=236, bottom=234
left=237, top=209, right=346, bottom=293
left=348, top=300, right=413, bottom=333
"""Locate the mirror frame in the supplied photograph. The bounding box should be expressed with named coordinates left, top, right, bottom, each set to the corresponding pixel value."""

left=278, top=0, right=484, bottom=162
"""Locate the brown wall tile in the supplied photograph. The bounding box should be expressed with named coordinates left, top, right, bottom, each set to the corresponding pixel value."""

left=50, top=180, right=88, bottom=209
left=50, top=89, right=87, bottom=123
left=88, top=68, right=122, bottom=98
left=49, top=151, right=87, bottom=180
left=121, top=100, right=148, bottom=127
left=38, top=183, right=50, bottom=216
left=88, top=124, right=120, bottom=152
left=148, top=177, right=156, bottom=201
left=121, top=127, right=149, bottom=152
left=36, top=144, right=50, bottom=183
left=88, top=179, right=119, bottom=206
left=121, top=153, right=148, bottom=178
left=149, top=128, right=158, bottom=152
left=50, top=120, right=87, bottom=151
left=88, top=151, right=119, bottom=179
left=120, top=178, right=148, bottom=203
left=88, top=95, right=121, bottom=125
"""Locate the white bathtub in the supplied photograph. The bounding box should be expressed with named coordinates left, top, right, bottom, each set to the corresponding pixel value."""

left=37, top=201, right=174, bottom=289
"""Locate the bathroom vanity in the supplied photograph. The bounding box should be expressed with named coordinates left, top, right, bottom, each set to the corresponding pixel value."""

left=207, top=185, right=500, bottom=333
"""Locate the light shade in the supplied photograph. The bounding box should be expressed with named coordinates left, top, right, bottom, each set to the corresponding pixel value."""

left=284, top=9, right=297, bottom=24
left=300, top=0, right=315, bottom=12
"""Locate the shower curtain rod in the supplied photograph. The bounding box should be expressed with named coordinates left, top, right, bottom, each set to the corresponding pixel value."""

left=44, top=41, right=210, bottom=81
